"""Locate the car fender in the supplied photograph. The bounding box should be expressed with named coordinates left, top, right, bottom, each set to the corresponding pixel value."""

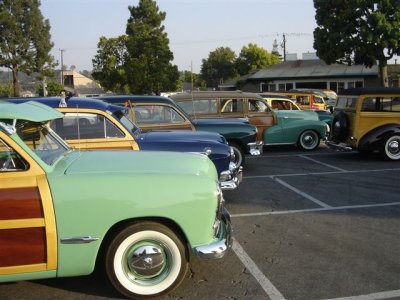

left=264, top=119, right=326, bottom=144
left=359, top=123, right=400, bottom=150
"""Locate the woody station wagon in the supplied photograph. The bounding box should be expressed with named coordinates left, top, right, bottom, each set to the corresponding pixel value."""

left=5, top=97, right=241, bottom=190
left=0, top=101, right=232, bottom=298
left=171, top=91, right=328, bottom=151
left=327, top=88, right=400, bottom=160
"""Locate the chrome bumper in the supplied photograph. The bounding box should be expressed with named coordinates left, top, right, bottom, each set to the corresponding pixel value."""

left=220, top=166, right=243, bottom=191
left=195, top=207, right=232, bottom=260
left=248, top=141, right=263, bottom=155
left=325, top=140, right=353, bottom=151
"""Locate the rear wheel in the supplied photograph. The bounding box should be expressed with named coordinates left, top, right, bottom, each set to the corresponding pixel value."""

left=298, top=130, right=320, bottom=151
left=229, top=142, right=245, bottom=167
left=380, top=134, right=400, bottom=160
left=106, top=222, right=188, bottom=299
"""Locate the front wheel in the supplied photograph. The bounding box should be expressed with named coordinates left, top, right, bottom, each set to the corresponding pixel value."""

left=106, top=222, right=188, bottom=299
left=298, top=130, right=320, bottom=151
left=229, top=142, right=245, bottom=167
left=380, top=134, right=400, bottom=160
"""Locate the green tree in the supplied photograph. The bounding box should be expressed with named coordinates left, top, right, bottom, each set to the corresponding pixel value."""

left=0, top=82, right=13, bottom=97
left=0, top=0, right=55, bottom=96
left=313, top=0, right=400, bottom=87
left=235, top=43, right=281, bottom=76
left=36, top=79, right=63, bottom=96
left=124, top=0, right=179, bottom=94
left=92, top=35, right=129, bottom=93
left=201, top=47, right=237, bottom=88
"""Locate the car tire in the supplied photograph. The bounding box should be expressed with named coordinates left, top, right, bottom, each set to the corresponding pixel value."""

left=380, top=134, right=400, bottom=160
left=229, top=142, right=245, bottom=167
left=332, top=111, right=348, bottom=141
left=298, top=130, right=320, bottom=151
left=105, top=222, right=188, bottom=299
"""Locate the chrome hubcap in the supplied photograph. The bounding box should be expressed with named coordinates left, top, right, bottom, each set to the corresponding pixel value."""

left=303, top=134, right=316, bottom=147
left=388, top=139, right=400, bottom=155
left=125, top=242, right=168, bottom=281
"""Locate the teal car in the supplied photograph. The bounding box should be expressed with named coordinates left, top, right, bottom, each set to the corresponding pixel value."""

left=0, top=101, right=232, bottom=299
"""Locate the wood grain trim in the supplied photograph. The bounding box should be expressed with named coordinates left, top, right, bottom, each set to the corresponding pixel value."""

left=0, top=227, right=46, bottom=267
left=0, top=187, right=43, bottom=220
left=0, top=218, right=45, bottom=230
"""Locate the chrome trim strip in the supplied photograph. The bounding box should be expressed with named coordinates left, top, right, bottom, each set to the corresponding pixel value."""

left=60, top=236, right=99, bottom=244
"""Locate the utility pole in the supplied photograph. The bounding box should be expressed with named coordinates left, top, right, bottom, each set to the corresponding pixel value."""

left=282, top=33, right=286, bottom=62
left=59, top=49, right=65, bottom=86
left=190, top=61, right=194, bottom=92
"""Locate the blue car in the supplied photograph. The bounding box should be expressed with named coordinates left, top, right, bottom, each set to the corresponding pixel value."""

left=3, top=97, right=242, bottom=190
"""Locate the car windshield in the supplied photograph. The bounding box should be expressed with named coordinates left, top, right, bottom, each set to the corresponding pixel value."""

left=113, top=110, right=141, bottom=136
left=16, top=121, right=70, bottom=165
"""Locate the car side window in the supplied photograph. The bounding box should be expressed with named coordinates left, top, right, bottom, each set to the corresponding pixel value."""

left=361, top=97, right=378, bottom=111
left=0, top=138, right=28, bottom=172
left=134, top=105, right=185, bottom=124
left=248, top=99, right=269, bottom=112
left=50, top=112, right=124, bottom=140
left=221, top=98, right=243, bottom=114
left=314, top=96, right=324, bottom=104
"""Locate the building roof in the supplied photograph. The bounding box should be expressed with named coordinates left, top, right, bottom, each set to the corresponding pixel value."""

left=249, top=59, right=379, bottom=80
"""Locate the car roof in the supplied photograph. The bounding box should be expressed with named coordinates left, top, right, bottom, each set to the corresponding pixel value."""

left=0, top=101, right=64, bottom=122
left=259, top=93, right=292, bottom=100
left=95, top=95, right=177, bottom=106
left=339, top=88, right=400, bottom=96
left=2, top=97, right=125, bottom=114
left=170, top=91, right=265, bottom=100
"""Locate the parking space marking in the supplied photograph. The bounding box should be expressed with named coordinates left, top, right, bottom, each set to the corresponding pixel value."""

left=231, top=201, right=400, bottom=218
left=324, top=288, right=400, bottom=300
left=299, top=154, right=348, bottom=172
left=244, top=167, right=400, bottom=180
left=232, top=238, right=286, bottom=300
left=273, top=177, right=332, bottom=208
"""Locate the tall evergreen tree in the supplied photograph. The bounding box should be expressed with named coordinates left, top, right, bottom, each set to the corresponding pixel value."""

left=314, top=0, right=400, bottom=87
left=124, top=0, right=179, bottom=94
left=0, top=0, right=54, bottom=96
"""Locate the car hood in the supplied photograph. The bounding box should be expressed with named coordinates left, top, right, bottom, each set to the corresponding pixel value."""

left=137, top=130, right=227, bottom=144
left=62, top=150, right=218, bottom=180
left=275, top=110, right=319, bottom=121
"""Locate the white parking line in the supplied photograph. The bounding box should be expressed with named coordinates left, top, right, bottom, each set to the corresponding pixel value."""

left=244, top=167, right=400, bottom=179
left=273, top=177, right=332, bottom=208
left=232, top=238, right=286, bottom=300
left=299, top=155, right=348, bottom=172
left=231, top=202, right=400, bottom=218
left=324, top=289, right=400, bottom=300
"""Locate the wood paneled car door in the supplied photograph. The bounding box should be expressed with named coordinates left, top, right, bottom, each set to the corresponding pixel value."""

left=0, top=133, right=57, bottom=276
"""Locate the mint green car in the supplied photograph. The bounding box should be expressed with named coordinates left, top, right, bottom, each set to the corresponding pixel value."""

left=0, top=101, right=232, bottom=298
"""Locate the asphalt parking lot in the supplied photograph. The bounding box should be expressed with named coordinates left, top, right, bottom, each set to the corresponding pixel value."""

left=1, top=144, right=400, bottom=300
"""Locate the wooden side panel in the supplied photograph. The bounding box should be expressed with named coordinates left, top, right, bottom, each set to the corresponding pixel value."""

left=0, top=187, right=43, bottom=220
left=0, top=227, right=46, bottom=267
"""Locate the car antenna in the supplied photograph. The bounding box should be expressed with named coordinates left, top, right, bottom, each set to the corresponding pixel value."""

left=76, top=104, right=81, bottom=153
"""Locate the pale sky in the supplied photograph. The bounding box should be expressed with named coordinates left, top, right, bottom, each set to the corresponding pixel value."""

left=40, top=0, right=317, bottom=73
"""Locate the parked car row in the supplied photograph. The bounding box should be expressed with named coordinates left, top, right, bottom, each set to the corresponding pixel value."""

left=170, top=91, right=328, bottom=151
left=1, top=88, right=397, bottom=299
